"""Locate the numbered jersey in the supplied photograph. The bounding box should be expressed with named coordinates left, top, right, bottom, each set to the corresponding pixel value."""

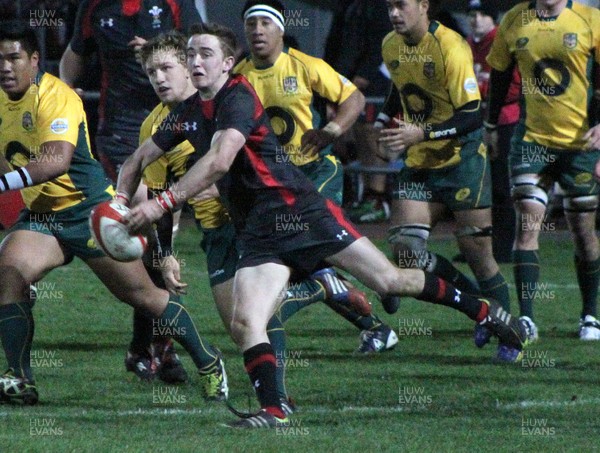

left=140, top=103, right=229, bottom=229
left=487, top=0, right=600, bottom=150
left=382, top=21, right=481, bottom=169
left=234, top=47, right=357, bottom=166
left=0, top=72, right=111, bottom=212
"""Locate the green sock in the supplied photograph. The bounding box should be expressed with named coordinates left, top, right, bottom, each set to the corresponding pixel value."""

left=575, top=255, right=600, bottom=318
left=427, top=252, right=480, bottom=295
left=266, top=313, right=288, bottom=400
left=278, top=280, right=324, bottom=323
left=157, top=300, right=217, bottom=372
left=323, top=300, right=384, bottom=331
left=513, top=249, right=540, bottom=319
left=0, top=301, right=34, bottom=380
left=478, top=272, right=510, bottom=311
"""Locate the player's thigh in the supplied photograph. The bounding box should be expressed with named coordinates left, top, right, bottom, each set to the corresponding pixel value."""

left=0, top=230, right=67, bottom=303
left=391, top=198, right=444, bottom=227
left=232, top=263, right=291, bottom=329
left=212, top=278, right=234, bottom=334
left=85, top=256, right=167, bottom=314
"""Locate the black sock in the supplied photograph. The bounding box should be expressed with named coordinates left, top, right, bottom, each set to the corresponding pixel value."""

left=575, top=255, right=600, bottom=318
left=418, top=272, right=488, bottom=322
left=427, top=252, right=481, bottom=295
left=130, top=309, right=154, bottom=355
left=0, top=302, right=34, bottom=380
left=244, top=343, right=285, bottom=419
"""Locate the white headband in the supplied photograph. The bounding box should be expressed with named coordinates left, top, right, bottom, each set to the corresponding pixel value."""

left=243, top=5, right=285, bottom=32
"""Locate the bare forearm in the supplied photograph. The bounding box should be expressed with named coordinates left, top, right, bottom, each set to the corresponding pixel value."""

left=333, top=89, right=366, bottom=132
left=116, top=138, right=164, bottom=200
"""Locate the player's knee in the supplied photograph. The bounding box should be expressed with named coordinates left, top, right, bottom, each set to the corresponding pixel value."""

left=563, top=195, right=598, bottom=214
left=229, top=314, right=260, bottom=347
left=454, top=224, right=493, bottom=240
left=511, top=175, right=548, bottom=207
left=388, top=224, right=430, bottom=268
left=0, top=264, right=30, bottom=302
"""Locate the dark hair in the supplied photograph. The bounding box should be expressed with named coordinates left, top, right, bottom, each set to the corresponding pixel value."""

left=189, top=22, right=237, bottom=59
left=241, top=0, right=285, bottom=18
left=140, top=31, right=187, bottom=67
left=0, top=21, right=40, bottom=56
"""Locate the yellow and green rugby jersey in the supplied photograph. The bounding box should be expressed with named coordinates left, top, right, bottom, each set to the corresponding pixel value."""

left=487, top=1, right=600, bottom=150
left=140, top=103, right=229, bottom=229
left=0, top=71, right=112, bottom=212
left=234, top=47, right=357, bottom=166
left=382, top=21, right=481, bottom=170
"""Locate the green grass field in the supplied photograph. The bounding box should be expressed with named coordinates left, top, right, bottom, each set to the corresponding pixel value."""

left=1, top=221, right=599, bottom=452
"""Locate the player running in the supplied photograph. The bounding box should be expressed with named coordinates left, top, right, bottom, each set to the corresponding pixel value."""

left=375, top=0, right=518, bottom=360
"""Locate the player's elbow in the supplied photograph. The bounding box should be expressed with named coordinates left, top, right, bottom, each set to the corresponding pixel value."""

left=59, top=45, right=81, bottom=85
left=343, top=89, right=366, bottom=117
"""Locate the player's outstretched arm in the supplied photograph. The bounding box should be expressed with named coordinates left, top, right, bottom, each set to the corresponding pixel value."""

left=0, top=141, right=73, bottom=193
left=123, top=129, right=244, bottom=232
left=116, top=137, right=165, bottom=204
left=168, top=128, right=244, bottom=205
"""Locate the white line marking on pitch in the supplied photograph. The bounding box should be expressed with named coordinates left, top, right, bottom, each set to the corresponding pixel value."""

left=496, top=398, right=600, bottom=410
left=3, top=400, right=598, bottom=419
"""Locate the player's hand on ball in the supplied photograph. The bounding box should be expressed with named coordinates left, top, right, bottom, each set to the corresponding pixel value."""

left=159, top=255, right=188, bottom=295
left=123, top=198, right=164, bottom=234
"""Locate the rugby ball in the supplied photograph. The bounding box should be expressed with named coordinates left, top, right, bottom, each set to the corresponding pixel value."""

left=89, top=201, right=148, bottom=262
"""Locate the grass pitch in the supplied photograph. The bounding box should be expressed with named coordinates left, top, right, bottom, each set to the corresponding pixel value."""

left=1, top=221, right=598, bottom=452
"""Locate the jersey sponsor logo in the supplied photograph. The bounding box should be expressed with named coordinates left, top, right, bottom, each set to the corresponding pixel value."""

left=455, top=188, right=471, bottom=201
left=266, top=106, right=295, bottom=145
left=563, top=33, right=577, bottom=50
left=401, top=83, right=433, bottom=120
left=149, top=6, right=163, bottom=29
left=100, top=18, right=114, bottom=28
left=339, top=74, right=350, bottom=85
left=516, top=37, right=529, bottom=49
left=532, top=58, right=569, bottom=97
left=423, top=62, right=435, bottom=79
left=87, top=238, right=97, bottom=249
left=464, top=77, right=478, bottom=94
left=282, top=76, right=298, bottom=94
left=50, top=118, right=69, bottom=134
left=22, top=112, right=34, bottom=131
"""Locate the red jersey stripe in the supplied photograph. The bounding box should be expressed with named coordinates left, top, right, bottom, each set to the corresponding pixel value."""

left=243, top=145, right=296, bottom=206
